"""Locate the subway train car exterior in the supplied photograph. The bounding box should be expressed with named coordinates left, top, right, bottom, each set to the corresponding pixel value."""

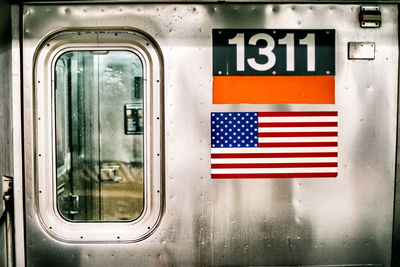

left=1, top=0, right=400, bottom=266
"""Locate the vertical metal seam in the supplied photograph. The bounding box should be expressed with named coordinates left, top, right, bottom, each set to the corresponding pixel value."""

left=391, top=4, right=400, bottom=266
left=11, top=3, right=26, bottom=267
left=96, top=40, right=102, bottom=220
left=19, top=4, right=25, bottom=267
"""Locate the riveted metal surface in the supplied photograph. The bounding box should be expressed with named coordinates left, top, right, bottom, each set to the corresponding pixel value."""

left=21, top=3, right=398, bottom=267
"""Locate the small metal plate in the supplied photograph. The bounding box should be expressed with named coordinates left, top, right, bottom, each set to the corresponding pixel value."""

left=348, top=42, right=375, bottom=60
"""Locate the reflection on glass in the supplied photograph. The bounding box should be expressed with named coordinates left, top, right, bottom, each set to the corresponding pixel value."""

left=55, top=50, right=144, bottom=222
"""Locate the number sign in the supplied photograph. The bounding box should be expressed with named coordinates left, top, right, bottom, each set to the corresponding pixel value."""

left=212, top=29, right=336, bottom=104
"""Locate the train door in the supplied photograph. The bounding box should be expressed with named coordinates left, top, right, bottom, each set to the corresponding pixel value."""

left=22, top=24, right=163, bottom=266
left=18, top=2, right=399, bottom=267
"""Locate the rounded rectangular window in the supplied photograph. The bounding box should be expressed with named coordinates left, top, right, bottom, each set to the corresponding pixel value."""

left=36, top=30, right=162, bottom=242
left=55, top=50, right=144, bottom=222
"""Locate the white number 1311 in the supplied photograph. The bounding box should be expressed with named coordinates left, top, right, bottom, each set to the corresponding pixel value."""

left=228, top=33, right=316, bottom=72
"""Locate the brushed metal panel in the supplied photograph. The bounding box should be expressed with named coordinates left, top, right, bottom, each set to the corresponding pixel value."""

left=0, top=1, right=12, bottom=267
left=393, top=92, right=400, bottom=265
left=0, top=0, right=12, bottom=185
left=19, top=0, right=400, bottom=4
left=11, top=5, right=25, bottom=267
left=22, top=3, right=398, bottom=267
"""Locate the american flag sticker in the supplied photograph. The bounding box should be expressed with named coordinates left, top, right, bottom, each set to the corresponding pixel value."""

left=211, top=111, right=338, bottom=179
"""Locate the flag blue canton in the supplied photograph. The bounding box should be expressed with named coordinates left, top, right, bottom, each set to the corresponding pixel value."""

left=211, top=112, right=259, bottom=148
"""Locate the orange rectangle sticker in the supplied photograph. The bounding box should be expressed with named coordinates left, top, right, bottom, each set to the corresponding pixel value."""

left=212, top=76, right=335, bottom=104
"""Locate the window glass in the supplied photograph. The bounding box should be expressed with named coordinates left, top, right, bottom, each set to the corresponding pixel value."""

left=55, top=50, right=144, bottom=221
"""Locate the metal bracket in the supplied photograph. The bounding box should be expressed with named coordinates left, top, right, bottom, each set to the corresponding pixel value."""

left=348, top=42, right=376, bottom=60
left=1, top=176, right=14, bottom=267
left=62, top=194, right=80, bottom=215
left=359, top=6, right=381, bottom=28
left=101, top=165, right=123, bottom=183
left=2, top=176, right=13, bottom=204
left=1, top=176, right=13, bottom=226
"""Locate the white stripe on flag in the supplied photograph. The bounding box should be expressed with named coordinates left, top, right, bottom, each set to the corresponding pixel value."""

left=211, top=167, right=338, bottom=174
left=211, top=147, right=337, bottom=153
left=259, top=116, right=338, bottom=122
left=259, top=137, right=338, bottom=143
left=258, top=127, right=338, bottom=132
left=211, top=157, right=338, bottom=164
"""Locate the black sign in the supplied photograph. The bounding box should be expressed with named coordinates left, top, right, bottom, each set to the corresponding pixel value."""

left=124, top=103, right=143, bottom=135
left=213, top=29, right=335, bottom=76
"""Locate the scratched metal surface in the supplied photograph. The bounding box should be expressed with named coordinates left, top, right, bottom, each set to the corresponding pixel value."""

left=21, top=3, right=398, bottom=266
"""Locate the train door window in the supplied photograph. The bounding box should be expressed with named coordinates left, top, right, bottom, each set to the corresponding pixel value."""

left=36, top=31, right=162, bottom=242
left=55, top=50, right=144, bottom=222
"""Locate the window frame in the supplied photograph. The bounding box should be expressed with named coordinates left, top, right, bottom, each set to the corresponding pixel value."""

left=35, top=30, right=163, bottom=242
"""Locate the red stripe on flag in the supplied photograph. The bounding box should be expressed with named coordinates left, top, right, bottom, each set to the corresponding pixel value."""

left=258, top=142, right=338, bottom=147
left=211, top=152, right=338, bottom=158
left=258, top=122, right=338, bottom=127
left=211, top=173, right=338, bottom=179
left=258, top=132, right=337, bottom=137
left=258, top=111, right=337, bottom=117
left=211, top=162, right=338, bottom=169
